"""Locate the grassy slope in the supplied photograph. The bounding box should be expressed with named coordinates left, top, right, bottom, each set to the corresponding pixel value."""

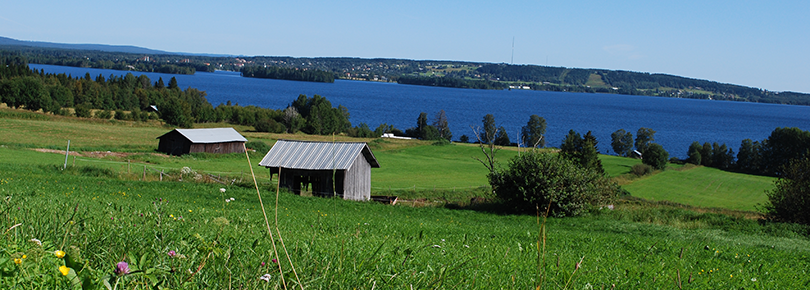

left=623, top=166, right=774, bottom=211
left=0, top=107, right=774, bottom=211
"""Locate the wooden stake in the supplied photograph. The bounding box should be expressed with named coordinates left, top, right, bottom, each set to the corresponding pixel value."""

left=143, top=165, right=146, bottom=181
left=63, top=140, right=70, bottom=169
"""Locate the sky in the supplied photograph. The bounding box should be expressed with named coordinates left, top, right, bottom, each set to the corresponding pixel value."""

left=2, top=0, right=808, bottom=93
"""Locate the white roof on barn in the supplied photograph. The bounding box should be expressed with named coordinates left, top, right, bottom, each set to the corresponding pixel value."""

left=158, top=128, right=247, bottom=143
left=259, top=140, right=380, bottom=170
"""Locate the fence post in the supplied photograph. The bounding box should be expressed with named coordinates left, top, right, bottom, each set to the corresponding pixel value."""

left=143, top=165, right=146, bottom=181
left=63, top=140, right=70, bottom=169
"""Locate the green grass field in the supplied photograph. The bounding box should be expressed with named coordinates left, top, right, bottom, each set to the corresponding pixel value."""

left=0, top=107, right=807, bottom=288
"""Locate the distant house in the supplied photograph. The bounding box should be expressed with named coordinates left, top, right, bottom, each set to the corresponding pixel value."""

left=258, top=140, right=380, bottom=201
left=156, top=128, right=247, bottom=155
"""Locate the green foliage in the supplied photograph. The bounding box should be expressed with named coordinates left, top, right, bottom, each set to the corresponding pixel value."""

left=396, top=75, right=505, bottom=90
left=489, top=152, right=619, bottom=216
left=479, top=114, right=496, bottom=144
left=761, top=127, right=810, bottom=176
left=736, top=139, right=762, bottom=173
left=520, top=114, right=546, bottom=148
left=253, top=117, right=285, bottom=133
left=291, top=94, right=350, bottom=135
left=764, top=157, right=810, bottom=225
left=493, top=126, right=510, bottom=146
left=610, top=129, right=634, bottom=157
left=631, top=163, right=653, bottom=176
left=74, top=103, right=92, bottom=118
left=241, top=65, right=335, bottom=83
left=560, top=130, right=604, bottom=173
left=245, top=140, right=271, bottom=154
left=634, top=127, right=656, bottom=154
left=94, top=109, right=112, bottom=120
left=687, top=141, right=702, bottom=165
left=642, top=143, right=669, bottom=170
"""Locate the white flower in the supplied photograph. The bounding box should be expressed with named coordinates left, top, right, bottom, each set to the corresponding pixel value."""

left=260, top=274, right=272, bottom=282
left=464, top=245, right=469, bottom=248
left=230, top=197, right=235, bottom=201
left=29, top=238, right=42, bottom=246
left=432, top=245, right=441, bottom=248
left=751, top=277, right=757, bottom=282
left=225, top=199, right=231, bottom=203
left=219, top=188, right=226, bottom=193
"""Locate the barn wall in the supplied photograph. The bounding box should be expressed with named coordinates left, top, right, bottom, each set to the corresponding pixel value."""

left=343, top=153, right=371, bottom=201
left=157, top=131, right=191, bottom=155
left=189, top=141, right=245, bottom=154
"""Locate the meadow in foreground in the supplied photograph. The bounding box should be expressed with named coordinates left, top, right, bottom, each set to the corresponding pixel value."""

left=1, top=158, right=808, bottom=289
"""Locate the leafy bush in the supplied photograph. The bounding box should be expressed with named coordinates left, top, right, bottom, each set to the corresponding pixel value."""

left=74, top=103, right=92, bottom=118
left=489, top=152, right=619, bottom=217
left=631, top=163, right=653, bottom=176
left=245, top=140, right=271, bottom=153
left=642, top=143, right=668, bottom=170
left=764, top=157, right=810, bottom=225
left=94, top=109, right=112, bottom=120
left=253, top=118, right=285, bottom=133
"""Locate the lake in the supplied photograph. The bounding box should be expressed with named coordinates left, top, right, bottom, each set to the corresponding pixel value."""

left=29, top=64, right=810, bottom=158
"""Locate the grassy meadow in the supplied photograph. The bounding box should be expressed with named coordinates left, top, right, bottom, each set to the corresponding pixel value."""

left=0, top=107, right=808, bottom=288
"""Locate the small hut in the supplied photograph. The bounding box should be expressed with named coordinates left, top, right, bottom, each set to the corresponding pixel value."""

left=258, top=140, right=380, bottom=201
left=156, top=128, right=247, bottom=155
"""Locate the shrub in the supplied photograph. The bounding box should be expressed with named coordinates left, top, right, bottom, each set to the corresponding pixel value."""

left=489, top=152, right=619, bottom=217
left=764, top=157, right=810, bottom=225
left=254, top=118, right=285, bottom=133
left=95, top=110, right=112, bottom=120
left=631, top=164, right=653, bottom=176
left=74, top=103, right=92, bottom=118
left=642, top=143, right=669, bottom=170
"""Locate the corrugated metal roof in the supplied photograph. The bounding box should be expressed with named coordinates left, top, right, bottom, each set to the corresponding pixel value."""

left=157, top=128, right=247, bottom=143
left=259, top=140, right=380, bottom=170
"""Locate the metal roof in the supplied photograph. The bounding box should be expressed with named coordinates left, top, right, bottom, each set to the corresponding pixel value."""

left=259, top=140, right=380, bottom=170
left=157, top=128, right=247, bottom=143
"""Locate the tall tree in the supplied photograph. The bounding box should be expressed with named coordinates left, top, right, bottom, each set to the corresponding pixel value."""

left=581, top=131, right=604, bottom=173
left=432, top=110, right=452, bottom=141
left=494, top=126, right=511, bottom=146
left=700, top=142, right=713, bottom=167
left=521, top=115, right=547, bottom=148
left=687, top=141, right=703, bottom=165
left=610, top=129, right=634, bottom=157
left=736, top=139, right=761, bottom=173
left=642, top=143, right=669, bottom=170
left=480, top=114, right=497, bottom=144
left=168, top=77, right=179, bottom=90
left=635, top=127, right=656, bottom=154
left=560, top=130, right=584, bottom=162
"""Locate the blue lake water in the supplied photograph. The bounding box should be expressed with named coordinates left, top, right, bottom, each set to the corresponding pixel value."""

left=30, top=64, right=810, bottom=158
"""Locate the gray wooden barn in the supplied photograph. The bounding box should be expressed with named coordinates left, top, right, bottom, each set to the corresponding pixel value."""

left=258, top=140, right=380, bottom=201
left=157, top=128, right=247, bottom=155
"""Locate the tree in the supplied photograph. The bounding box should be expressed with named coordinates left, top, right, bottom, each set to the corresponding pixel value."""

left=635, top=127, right=656, bottom=154
left=764, top=157, right=810, bottom=225
left=480, top=114, right=497, bottom=144
left=521, top=115, right=547, bottom=148
left=761, top=127, right=810, bottom=176
left=700, top=142, right=713, bottom=167
left=686, top=141, right=702, bottom=165
left=560, top=130, right=583, bottom=162
left=432, top=110, right=452, bottom=141
left=168, top=77, right=179, bottom=90
left=494, top=126, right=511, bottom=146
left=736, top=139, right=762, bottom=173
left=642, top=143, right=669, bottom=170
left=459, top=135, right=470, bottom=143
left=154, top=77, right=165, bottom=89
left=489, top=152, right=619, bottom=217
left=416, top=112, right=429, bottom=139
left=610, top=129, right=634, bottom=157
left=712, top=143, right=734, bottom=170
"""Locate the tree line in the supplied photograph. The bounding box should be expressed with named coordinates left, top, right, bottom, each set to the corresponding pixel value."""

left=240, top=66, right=335, bottom=83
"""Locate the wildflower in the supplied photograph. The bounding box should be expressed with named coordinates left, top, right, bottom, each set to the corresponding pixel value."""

left=14, top=258, right=22, bottom=265
left=22, top=255, right=26, bottom=259
left=751, top=277, right=757, bottom=282
left=115, top=261, right=130, bottom=276
left=220, top=188, right=226, bottom=193
left=29, top=238, right=42, bottom=246
left=168, top=250, right=177, bottom=258
left=272, top=258, right=278, bottom=264
left=230, top=197, right=235, bottom=201
left=55, top=250, right=66, bottom=258
left=59, top=265, right=70, bottom=276
left=225, top=198, right=231, bottom=203
left=170, top=214, right=174, bottom=218
left=432, top=245, right=441, bottom=248
left=260, top=274, right=272, bottom=282
left=261, top=262, right=266, bottom=266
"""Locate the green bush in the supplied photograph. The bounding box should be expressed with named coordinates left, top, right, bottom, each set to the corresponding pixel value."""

left=253, top=118, right=285, bottom=133
left=94, top=109, right=112, bottom=120
left=245, top=140, right=271, bottom=153
left=74, top=103, right=92, bottom=118
left=489, top=152, right=619, bottom=217
left=642, top=143, right=669, bottom=170
left=764, top=157, right=810, bottom=225
left=631, top=163, right=653, bottom=176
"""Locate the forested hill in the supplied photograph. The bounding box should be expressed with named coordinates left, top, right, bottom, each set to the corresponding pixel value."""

left=2, top=36, right=809, bottom=105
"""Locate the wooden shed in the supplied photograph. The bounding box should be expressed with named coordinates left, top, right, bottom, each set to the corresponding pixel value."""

left=258, top=140, right=380, bottom=201
left=156, top=128, right=247, bottom=155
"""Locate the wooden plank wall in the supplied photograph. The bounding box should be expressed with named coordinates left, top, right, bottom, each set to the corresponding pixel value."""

left=343, top=154, right=371, bottom=201
left=189, top=141, right=245, bottom=154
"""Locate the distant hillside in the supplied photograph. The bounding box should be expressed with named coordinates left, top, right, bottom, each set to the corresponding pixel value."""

left=0, top=36, right=169, bottom=55
left=2, top=36, right=809, bottom=105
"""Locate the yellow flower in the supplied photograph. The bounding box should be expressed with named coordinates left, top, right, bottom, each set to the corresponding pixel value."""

left=59, top=265, right=70, bottom=276
left=55, top=250, right=66, bottom=258
left=14, top=258, right=22, bottom=265
left=22, top=255, right=27, bottom=259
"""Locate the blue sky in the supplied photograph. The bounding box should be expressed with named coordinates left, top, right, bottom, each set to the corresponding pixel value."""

left=2, top=0, right=808, bottom=93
